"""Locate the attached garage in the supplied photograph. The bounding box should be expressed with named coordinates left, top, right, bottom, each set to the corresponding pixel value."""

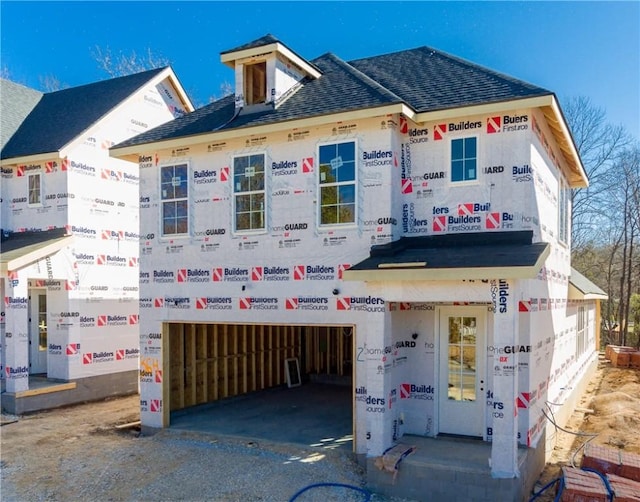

left=164, top=323, right=354, bottom=422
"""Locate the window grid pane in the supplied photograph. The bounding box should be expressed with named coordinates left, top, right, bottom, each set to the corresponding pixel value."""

left=319, top=142, right=356, bottom=225
left=161, top=164, right=189, bottom=236
left=28, top=174, right=41, bottom=204
left=233, top=154, right=265, bottom=232
left=447, top=316, right=477, bottom=402
left=451, top=138, right=477, bottom=182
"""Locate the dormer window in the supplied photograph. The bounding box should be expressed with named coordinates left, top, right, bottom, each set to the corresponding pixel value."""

left=244, top=62, right=267, bottom=105
left=221, top=35, right=322, bottom=113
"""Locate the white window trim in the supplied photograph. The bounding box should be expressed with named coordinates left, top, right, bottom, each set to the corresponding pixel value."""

left=316, top=138, right=358, bottom=231
left=576, top=305, right=586, bottom=359
left=158, top=161, right=190, bottom=240
left=231, top=151, right=268, bottom=236
left=558, top=176, right=570, bottom=246
left=449, top=135, right=480, bottom=186
left=27, top=172, right=43, bottom=207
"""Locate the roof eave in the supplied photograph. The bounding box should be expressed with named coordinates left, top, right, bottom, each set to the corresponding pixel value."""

left=543, top=95, right=588, bottom=188
left=343, top=244, right=550, bottom=282
left=0, top=235, right=74, bottom=275
left=158, top=67, right=196, bottom=113
left=568, top=283, right=608, bottom=301
left=1, top=151, right=60, bottom=166
left=57, top=67, right=195, bottom=158
left=110, top=102, right=413, bottom=159
left=414, top=93, right=588, bottom=189
left=221, top=42, right=322, bottom=79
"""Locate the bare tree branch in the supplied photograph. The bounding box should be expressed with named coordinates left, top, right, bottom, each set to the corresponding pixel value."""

left=91, top=45, right=171, bottom=77
left=38, top=74, right=68, bottom=92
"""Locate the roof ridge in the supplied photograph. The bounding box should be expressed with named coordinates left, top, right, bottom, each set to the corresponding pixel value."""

left=351, top=45, right=548, bottom=92
left=316, top=52, right=405, bottom=105
left=2, top=66, right=172, bottom=160
left=43, top=66, right=168, bottom=96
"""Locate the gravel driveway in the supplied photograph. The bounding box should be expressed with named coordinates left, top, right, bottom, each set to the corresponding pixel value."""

left=0, top=394, right=411, bottom=502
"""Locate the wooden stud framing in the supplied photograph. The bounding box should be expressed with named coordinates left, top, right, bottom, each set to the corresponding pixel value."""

left=166, top=322, right=354, bottom=413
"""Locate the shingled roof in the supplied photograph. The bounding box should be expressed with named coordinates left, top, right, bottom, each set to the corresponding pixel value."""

left=220, top=33, right=281, bottom=55
left=1, top=67, right=166, bottom=160
left=112, top=42, right=552, bottom=151
left=0, top=79, right=42, bottom=152
left=349, top=47, right=550, bottom=112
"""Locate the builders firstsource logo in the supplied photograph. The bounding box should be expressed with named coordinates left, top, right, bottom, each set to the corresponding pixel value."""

left=97, top=315, right=127, bottom=327
left=336, top=296, right=385, bottom=312
left=4, top=297, right=28, bottom=309
left=196, top=297, right=232, bottom=310
left=251, top=266, right=290, bottom=282
left=285, top=297, right=329, bottom=311
left=193, top=169, right=217, bottom=184
left=212, top=267, right=249, bottom=282
left=155, top=297, right=190, bottom=309
left=153, top=269, right=175, bottom=283
left=238, top=297, right=278, bottom=310
left=69, top=160, right=97, bottom=176
left=293, top=265, right=335, bottom=281
left=400, top=383, right=434, bottom=400
left=177, top=268, right=210, bottom=283
left=5, top=366, right=29, bottom=379
left=83, top=351, right=114, bottom=364
left=272, top=159, right=298, bottom=176
left=487, top=114, right=529, bottom=134
left=433, top=202, right=490, bottom=233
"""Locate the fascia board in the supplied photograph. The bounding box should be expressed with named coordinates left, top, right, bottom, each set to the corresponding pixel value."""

left=58, top=68, right=195, bottom=158
left=414, top=94, right=587, bottom=189
left=276, top=44, right=322, bottom=78
left=343, top=265, right=539, bottom=282
left=0, top=152, right=59, bottom=167
left=343, top=244, right=550, bottom=282
left=568, top=283, right=608, bottom=301
left=0, top=235, right=74, bottom=275
left=548, top=95, right=588, bottom=188
left=220, top=43, right=279, bottom=67
left=159, top=67, right=196, bottom=113
left=413, top=96, right=554, bottom=123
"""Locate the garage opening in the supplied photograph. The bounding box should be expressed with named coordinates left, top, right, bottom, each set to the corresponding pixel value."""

left=167, top=323, right=354, bottom=412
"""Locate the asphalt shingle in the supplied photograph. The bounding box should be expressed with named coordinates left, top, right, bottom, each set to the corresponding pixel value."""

left=112, top=40, right=552, bottom=151
left=0, top=79, right=42, bottom=151
left=1, top=67, right=166, bottom=160
left=349, top=46, right=550, bottom=112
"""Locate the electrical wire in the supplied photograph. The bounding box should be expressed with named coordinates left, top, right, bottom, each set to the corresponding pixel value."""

left=581, top=467, right=614, bottom=501
left=540, top=403, right=599, bottom=469
left=289, top=482, right=371, bottom=501
left=528, top=477, right=562, bottom=501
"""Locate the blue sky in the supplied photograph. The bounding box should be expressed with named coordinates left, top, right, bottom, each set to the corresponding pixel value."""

left=2, top=1, right=639, bottom=139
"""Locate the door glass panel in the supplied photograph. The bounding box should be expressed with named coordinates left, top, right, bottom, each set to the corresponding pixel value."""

left=38, top=294, right=47, bottom=351
left=447, top=316, right=477, bottom=402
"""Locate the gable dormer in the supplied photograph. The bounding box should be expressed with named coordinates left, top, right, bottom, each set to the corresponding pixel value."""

left=220, top=34, right=321, bottom=113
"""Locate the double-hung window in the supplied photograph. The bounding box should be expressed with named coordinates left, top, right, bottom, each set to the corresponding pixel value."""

left=233, top=153, right=265, bottom=232
left=451, top=137, right=477, bottom=182
left=318, top=141, right=356, bottom=226
left=160, top=164, right=188, bottom=236
left=28, top=173, right=42, bottom=205
left=558, top=178, right=569, bottom=244
left=576, top=306, right=586, bottom=359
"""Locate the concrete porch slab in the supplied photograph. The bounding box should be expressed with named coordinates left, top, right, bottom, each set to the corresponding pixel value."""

left=367, top=435, right=545, bottom=502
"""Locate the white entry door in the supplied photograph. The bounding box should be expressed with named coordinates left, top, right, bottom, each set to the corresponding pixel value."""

left=29, top=290, right=48, bottom=374
left=438, top=307, right=486, bottom=437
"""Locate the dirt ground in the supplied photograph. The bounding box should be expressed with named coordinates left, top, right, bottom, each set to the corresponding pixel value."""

left=533, top=355, right=640, bottom=500
left=1, top=355, right=638, bottom=501
left=0, top=394, right=382, bottom=502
